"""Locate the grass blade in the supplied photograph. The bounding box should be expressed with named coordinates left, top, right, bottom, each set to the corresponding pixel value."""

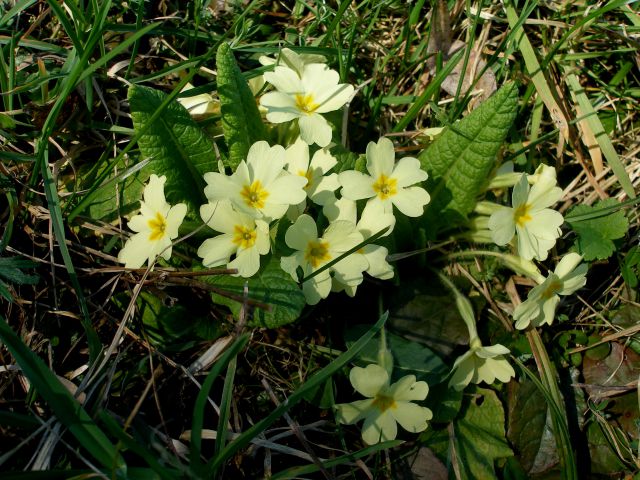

left=206, top=312, right=388, bottom=476
left=0, top=314, right=125, bottom=475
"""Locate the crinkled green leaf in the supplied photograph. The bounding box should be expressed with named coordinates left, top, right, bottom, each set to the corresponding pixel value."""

left=418, top=82, right=518, bottom=236
left=566, top=198, right=629, bottom=261
left=205, top=257, right=305, bottom=328
left=216, top=43, right=267, bottom=169
left=455, top=388, right=514, bottom=479
left=128, top=84, right=215, bottom=211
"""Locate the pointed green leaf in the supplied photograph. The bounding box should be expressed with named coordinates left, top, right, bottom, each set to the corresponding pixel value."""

left=216, top=43, right=267, bottom=169
left=128, top=84, right=216, bottom=211
left=419, top=82, right=519, bottom=235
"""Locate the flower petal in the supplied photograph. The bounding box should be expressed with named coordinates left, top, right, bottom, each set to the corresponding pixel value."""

left=335, top=399, right=374, bottom=425
left=349, top=364, right=389, bottom=398
left=118, top=233, right=152, bottom=268
left=488, top=207, right=516, bottom=246
left=366, top=138, right=395, bottom=178
left=285, top=214, right=318, bottom=250
left=197, top=235, right=236, bottom=267
left=362, top=410, right=397, bottom=445
left=390, top=376, right=428, bottom=401
left=339, top=170, right=375, bottom=200
left=299, top=114, right=332, bottom=147
left=260, top=92, right=300, bottom=122
left=264, top=65, right=303, bottom=92
left=391, top=402, right=432, bottom=433
left=391, top=187, right=430, bottom=217
left=392, top=157, right=428, bottom=188
left=165, top=203, right=187, bottom=238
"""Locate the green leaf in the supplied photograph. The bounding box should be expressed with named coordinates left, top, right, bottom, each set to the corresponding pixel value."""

left=216, top=43, right=267, bottom=169
left=0, top=315, right=125, bottom=475
left=418, top=82, right=519, bottom=236
left=205, top=257, right=306, bottom=328
left=507, top=379, right=558, bottom=474
left=128, top=84, right=216, bottom=211
left=566, top=198, right=629, bottom=261
left=0, top=257, right=39, bottom=285
left=344, top=326, right=447, bottom=384
left=455, top=389, right=514, bottom=479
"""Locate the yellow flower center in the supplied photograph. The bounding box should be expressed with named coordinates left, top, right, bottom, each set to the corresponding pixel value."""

left=372, top=174, right=398, bottom=200
left=295, top=94, right=320, bottom=114
left=514, top=203, right=532, bottom=227
left=541, top=279, right=563, bottom=299
left=372, top=393, right=396, bottom=412
left=304, top=240, right=331, bottom=268
left=240, top=180, right=269, bottom=210
left=232, top=225, right=257, bottom=250
left=298, top=169, right=313, bottom=189
left=147, top=212, right=167, bottom=241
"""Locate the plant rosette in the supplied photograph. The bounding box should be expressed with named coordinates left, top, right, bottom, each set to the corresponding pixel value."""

left=118, top=174, right=187, bottom=269
left=488, top=165, right=564, bottom=261
left=448, top=337, right=516, bottom=391
left=338, top=137, right=430, bottom=218
left=335, top=363, right=432, bottom=445
left=513, top=252, right=587, bottom=329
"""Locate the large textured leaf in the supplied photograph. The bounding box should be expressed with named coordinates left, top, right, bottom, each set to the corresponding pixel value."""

left=419, top=82, right=518, bottom=235
left=205, top=258, right=306, bottom=328
left=216, top=43, right=267, bottom=169
left=128, top=84, right=216, bottom=210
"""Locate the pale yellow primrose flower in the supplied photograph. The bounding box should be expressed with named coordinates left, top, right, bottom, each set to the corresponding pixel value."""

left=118, top=174, right=187, bottom=268
left=197, top=200, right=270, bottom=278
left=335, top=364, right=432, bottom=445
left=488, top=166, right=563, bottom=261
left=338, top=137, right=430, bottom=217
left=513, top=253, right=587, bottom=330
left=284, top=137, right=340, bottom=219
left=449, top=337, right=515, bottom=391
left=260, top=64, right=354, bottom=147
left=280, top=214, right=367, bottom=305
left=259, top=48, right=327, bottom=78
left=203, top=141, right=307, bottom=221
left=324, top=198, right=395, bottom=296
left=177, top=83, right=218, bottom=116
